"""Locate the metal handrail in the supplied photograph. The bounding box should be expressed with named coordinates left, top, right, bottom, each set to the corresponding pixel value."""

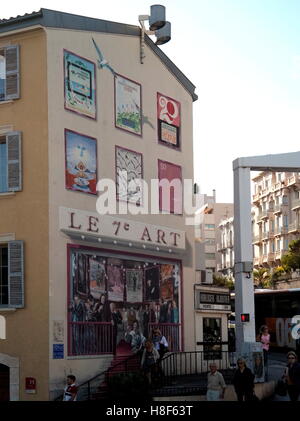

left=54, top=351, right=140, bottom=401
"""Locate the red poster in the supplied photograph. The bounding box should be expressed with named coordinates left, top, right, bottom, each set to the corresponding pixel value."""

left=158, top=160, right=182, bottom=214
left=157, top=93, right=180, bottom=127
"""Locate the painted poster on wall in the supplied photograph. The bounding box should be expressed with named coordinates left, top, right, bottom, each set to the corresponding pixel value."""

left=126, top=269, right=143, bottom=303
left=89, top=257, right=106, bottom=300
left=115, top=74, right=142, bottom=135
left=116, top=146, right=143, bottom=205
left=160, top=264, right=174, bottom=301
left=107, top=259, right=124, bottom=302
left=157, top=93, right=180, bottom=148
left=65, top=129, right=97, bottom=195
left=144, top=266, right=160, bottom=301
left=64, top=50, right=96, bottom=119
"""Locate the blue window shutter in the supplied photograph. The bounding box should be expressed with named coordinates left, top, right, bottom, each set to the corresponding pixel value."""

left=5, top=45, right=20, bottom=100
left=7, top=131, right=22, bottom=192
left=8, top=241, right=24, bottom=308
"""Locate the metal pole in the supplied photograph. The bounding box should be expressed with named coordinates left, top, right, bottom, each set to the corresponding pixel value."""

left=233, top=166, right=256, bottom=355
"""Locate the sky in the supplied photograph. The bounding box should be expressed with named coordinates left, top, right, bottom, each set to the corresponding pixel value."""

left=2, top=0, right=300, bottom=202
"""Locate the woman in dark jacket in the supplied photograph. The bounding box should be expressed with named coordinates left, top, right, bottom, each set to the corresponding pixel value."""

left=233, top=357, right=255, bottom=401
left=283, top=351, right=300, bottom=401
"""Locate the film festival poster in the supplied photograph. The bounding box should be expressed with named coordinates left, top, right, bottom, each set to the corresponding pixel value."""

left=144, top=266, right=160, bottom=302
left=157, top=92, right=180, bottom=148
left=107, top=259, right=124, bottom=302
left=115, top=74, right=142, bottom=136
left=64, top=50, right=96, bottom=119
left=89, top=257, right=106, bottom=300
left=125, top=269, right=143, bottom=303
left=116, top=146, right=143, bottom=205
left=160, top=264, right=174, bottom=301
left=65, top=129, right=97, bottom=195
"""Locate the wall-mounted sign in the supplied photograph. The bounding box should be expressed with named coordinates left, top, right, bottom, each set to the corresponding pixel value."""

left=59, top=207, right=186, bottom=251
left=198, top=292, right=231, bottom=311
left=25, top=377, right=36, bottom=394
left=53, top=344, right=64, bottom=359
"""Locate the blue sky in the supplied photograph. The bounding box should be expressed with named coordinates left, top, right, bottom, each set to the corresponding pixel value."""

left=2, top=0, right=300, bottom=202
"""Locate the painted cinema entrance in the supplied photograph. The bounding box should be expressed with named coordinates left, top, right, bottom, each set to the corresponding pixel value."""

left=68, top=245, right=182, bottom=356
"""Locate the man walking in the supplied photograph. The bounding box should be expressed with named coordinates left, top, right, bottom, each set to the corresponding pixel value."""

left=63, top=375, right=78, bottom=401
left=206, top=363, right=226, bottom=401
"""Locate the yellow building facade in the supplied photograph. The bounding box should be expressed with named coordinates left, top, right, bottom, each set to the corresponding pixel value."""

left=0, top=9, right=197, bottom=400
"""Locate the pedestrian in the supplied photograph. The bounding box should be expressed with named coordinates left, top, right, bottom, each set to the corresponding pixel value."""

left=258, top=325, right=270, bottom=379
left=63, top=375, right=78, bottom=401
left=125, top=320, right=146, bottom=354
left=283, top=351, right=300, bottom=401
left=232, top=357, right=255, bottom=401
left=151, top=327, right=169, bottom=360
left=141, top=340, right=160, bottom=385
left=206, top=363, right=226, bottom=401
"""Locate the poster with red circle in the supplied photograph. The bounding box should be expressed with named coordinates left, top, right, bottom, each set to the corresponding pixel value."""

left=157, top=93, right=181, bottom=148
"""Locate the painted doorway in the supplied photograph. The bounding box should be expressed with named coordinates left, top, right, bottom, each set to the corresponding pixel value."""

left=0, top=363, right=9, bottom=401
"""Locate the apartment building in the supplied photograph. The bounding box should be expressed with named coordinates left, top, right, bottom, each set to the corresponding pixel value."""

left=195, top=192, right=233, bottom=282
left=217, top=216, right=234, bottom=278
left=0, top=9, right=197, bottom=400
left=252, top=171, right=300, bottom=269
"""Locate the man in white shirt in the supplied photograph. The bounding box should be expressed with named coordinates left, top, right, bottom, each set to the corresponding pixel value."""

left=206, top=363, right=226, bottom=401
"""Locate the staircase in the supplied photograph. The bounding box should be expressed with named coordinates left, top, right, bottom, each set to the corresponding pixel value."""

left=92, top=340, right=142, bottom=399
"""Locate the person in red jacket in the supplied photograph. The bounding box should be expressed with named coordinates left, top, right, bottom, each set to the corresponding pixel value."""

left=63, top=375, right=78, bottom=401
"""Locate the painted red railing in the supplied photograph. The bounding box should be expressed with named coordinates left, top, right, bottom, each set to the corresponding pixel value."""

left=68, top=322, right=113, bottom=355
left=148, top=323, right=181, bottom=351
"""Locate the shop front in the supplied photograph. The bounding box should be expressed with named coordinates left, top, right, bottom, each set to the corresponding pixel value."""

left=194, top=285, right=232, bottom=364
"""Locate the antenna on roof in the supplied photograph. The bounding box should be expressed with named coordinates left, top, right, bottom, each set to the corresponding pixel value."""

left=138, top=4, right=171, bottom=64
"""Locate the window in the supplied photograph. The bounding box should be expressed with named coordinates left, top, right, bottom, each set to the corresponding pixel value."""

left=0, top=45, right=20, bottom=102
left=205, top=224, right=215, bottom=229
left=205, top=239, right=215, bottom=245
left=0, top=241, right=24, bottom=308
left=282, top=195, right=288, bottom=205
left=0, top=132, right=22, bottom=193
left=283, top=215, right=288, bottom=228
left=158, top=160, right=182, bottom=214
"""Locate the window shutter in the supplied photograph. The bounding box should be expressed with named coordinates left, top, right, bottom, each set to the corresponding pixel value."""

left=8, top=241, right=24, bottom=308
left=6, top=131, right=22, bottom=192
left=5, top=45, right=20, bottom=100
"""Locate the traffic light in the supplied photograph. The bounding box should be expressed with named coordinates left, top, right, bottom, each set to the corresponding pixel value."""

left=241, top=313, right=250, bottom=322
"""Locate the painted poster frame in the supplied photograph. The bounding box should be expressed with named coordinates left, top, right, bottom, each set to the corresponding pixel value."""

left=65, top=129, right=98, bottom=195
left=115, top=145, right=143, bottom=206
left=64, top=49, right=97, bottom=120
left=157, top=92, right=181, bottom=150
left=114, top=73, right=142, bottom=136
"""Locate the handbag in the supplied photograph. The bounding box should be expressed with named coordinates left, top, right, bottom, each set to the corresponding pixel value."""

left=275, top=379, right=287, bottom=397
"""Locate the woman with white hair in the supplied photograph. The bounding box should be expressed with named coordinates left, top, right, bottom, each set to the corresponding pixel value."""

left=232, top=357, right=255, bottom=401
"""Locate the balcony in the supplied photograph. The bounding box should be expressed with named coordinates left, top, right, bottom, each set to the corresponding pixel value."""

left=275, top=249, right=288, bottom=260
left=273, top=182, right=283, bottom=191
left=291, top=199, right=300, bottom=210
left=253, top=193, right=261, bottom=202
left=258, top=210, right=270, bottom=220
left=262, top=254, right=268, bottom=263
left=252, top=234, right=262, bottom=244
left=262, top=231, right=269, bottom=240
left=288, top=222, right=300, bottom=233
left=253, top=256, right=262, bottom=266
left=273, top=204, right=288, bottom=214
left=274, top=226, right=288, bottom=236
left=267, top=252, right=275, bottom=262
left=287, top=175, right=300, bottom=187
